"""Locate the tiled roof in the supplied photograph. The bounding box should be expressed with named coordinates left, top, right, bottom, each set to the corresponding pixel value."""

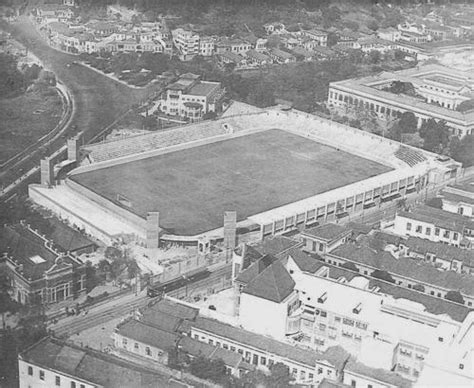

left=302, top=223, right=351, bottom=242
left=191, top=316, right=350, bottom=369
left=252, top=236, right=300, bottom=256
left=397, top=205, right=474, bottom=233
left=404, top=236, right=474, bottom=267
left=243, top=260, right=295, bottom=303
left=235, top=254, right=278, bottom=285
left=440, top=190, right=474, bottom=206
left=188, top=81, right=220, bottom=97
left=346, top=222, right=373, bottom=236
left=283, top=248, right=325, bottom=273
left=117, top=319, right=179, bottom=350
left=46, top=218, right=97, bottom=253
left=270, top=48, right=295, bottom=59
left=20, top=337, right=181, bottom=388
left=218, top=51, right=244, bottom=62
left=139, top=310, right=184, bottom=333
left=147, top=298, right=199, bottom=321
left=345, top=358, right=412, bottom=388
left=331, top=243, right=474, bottom=296
left=0, top=224, right=78, bottom=281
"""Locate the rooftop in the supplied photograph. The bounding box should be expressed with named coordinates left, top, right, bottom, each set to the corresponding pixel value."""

left=326, top=264, right=471, bottom=322
left=0, top=224, right=80, bottom=281
left=20, top=337, right=184, bottom=388
left=236, top=254, right=278, bottom=285
left=397, top=205, right=474, bottom=233
left=283, top=248, right=325, bottom=274
left=404, top=236, right=474, bottom=268
left=46, top=218, right=97, bottom=253
left=242, top=260, right=296, bottom=303
left=345, top=358, right=412, bottom=388
left=146, top=298, right=199, bottom=321
left=191, top=316, right=350, bottom=370
left=116, top=319, right=179, bottom=350
left=302, top=223, right=351, bottom=242
left=331, top=242, right=474, bottom=296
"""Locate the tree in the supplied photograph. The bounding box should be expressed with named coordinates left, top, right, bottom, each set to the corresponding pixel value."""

left=398, top=112, right=418, bottom=134
left=450, top=135, right=474, bottom=167
left=445, top=290, right=465, bottom=304
left=367, top=20, right=379, bottom=32
left=189, top=356, right=228, bottom=384
left=268, top=362, right=293, bottom=388
left=419, top=119, right=450, bottom=153
left=456, top=99, right=474, bottom=113
left=246, top=78, right=275, bottom=108
left=0, top=267, right=14, bottom=329
left=371, top=269, right=395, bottom=283
left=412, top=284, right=425, bottom=292
left=426, top=197, right=443, bottom=209
left=367, top=50, right=381, bottom=64
left=341, top=262, right=359, bottom=272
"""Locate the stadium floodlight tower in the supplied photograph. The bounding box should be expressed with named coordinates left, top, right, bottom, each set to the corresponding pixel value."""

left=40, top=157, right=54, bottom=187
left=67, top=134, right=81, bottom=162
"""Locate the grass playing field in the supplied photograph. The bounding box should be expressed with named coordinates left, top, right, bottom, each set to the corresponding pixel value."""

left=71, top=129, right=392, bottom=235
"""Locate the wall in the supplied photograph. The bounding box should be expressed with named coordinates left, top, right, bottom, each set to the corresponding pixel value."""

left=18, top=360, right=94, bottom=388
left=239, top=292, right=294, bottom=340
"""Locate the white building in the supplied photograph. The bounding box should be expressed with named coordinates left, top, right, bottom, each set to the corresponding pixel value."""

left=440, top=177, right=474, bottom=218
left=172, top=28, right=199, bottom=60
left=159, top=73, right=225, bottom=121
left=392, top=205, right=474, bottom=248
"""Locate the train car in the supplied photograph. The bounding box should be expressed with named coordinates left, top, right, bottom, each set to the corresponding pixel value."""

left=147, top=269, right=211, bottom=297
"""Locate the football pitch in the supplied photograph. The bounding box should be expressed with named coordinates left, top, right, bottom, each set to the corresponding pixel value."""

left=71, top=129, right=391, bottom=235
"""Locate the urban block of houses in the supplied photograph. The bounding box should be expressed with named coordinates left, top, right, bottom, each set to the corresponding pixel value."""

left=0, top=222, right=88, bottom=305
left=326, top=242, right=474, bottom=307
left=231, top=242, right=473, bottom=384
left=159, top=73, right=226, bottom=121
left=18, top=336, right=195, bottom=388
left=440, top=177, right=474, bottom=218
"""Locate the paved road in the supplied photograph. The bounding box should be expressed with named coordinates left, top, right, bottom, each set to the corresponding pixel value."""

left=0, top=18, right=157, bottom=197
left=50, top=264, right=231, bottom=337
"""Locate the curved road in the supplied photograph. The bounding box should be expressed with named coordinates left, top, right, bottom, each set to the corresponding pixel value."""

left=0, top=17, right=158, bottom=195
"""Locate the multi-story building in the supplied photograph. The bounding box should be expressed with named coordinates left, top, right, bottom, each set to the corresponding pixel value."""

left=18, top=337, right=193, bottom=388
left=377, top=27, right=402, bottom=42
left=300, top=29, right=328, bottom=47
left=328, top=64, right=474, bottom=137
left=159, top=73, right=225, bottom=121
left=215, top=38, right=252, bottom=55
left=171, top=28, right=200, bottom=60
left=301, top=223, right=351, bottom=255
left=233, top=250, right=474, bottom=383
left=0, top=222, right=87, bottom=305
left=392, top=205, right=474, bottom=247
left=440, top=177, right=474, bottom=218
left=199, top=36, right=215, bottom=56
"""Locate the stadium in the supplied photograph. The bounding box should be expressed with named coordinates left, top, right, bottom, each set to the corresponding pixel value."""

left=29, top=104, right=461, bottom=247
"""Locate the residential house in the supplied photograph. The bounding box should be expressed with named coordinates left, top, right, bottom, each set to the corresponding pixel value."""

left=301, top=29, right=328, bottom=47
left=377, top=27, right=402, bottom=42
left=244, top=49, right=271, bottom=66
left=217, top=51, right=246, bottom=69
left=199, top=36, right=215, bottom=56
left=215, top=38, right=251, bottom=55
left=263, top=22, right=286, bottom=35
left=400, top=236, right=474, bottom=274
left=268, top=48, right=296, bottom=64
left=172, top=28, right=199, bottom=60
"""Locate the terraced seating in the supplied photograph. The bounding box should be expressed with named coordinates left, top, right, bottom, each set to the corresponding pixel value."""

left=85, top=122, right=227, bottom=163
left=394, top=145, right=428, bottom=167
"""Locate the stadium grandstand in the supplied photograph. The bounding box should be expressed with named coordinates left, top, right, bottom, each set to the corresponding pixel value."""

left=29, top=105, right=462, bottom=249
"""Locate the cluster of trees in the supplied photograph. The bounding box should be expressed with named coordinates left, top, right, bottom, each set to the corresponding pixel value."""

left=0, top=53, right=45, bottom=98
left=0, top=267, right=48, bottom=387
left=97, top=246, right=139, bottom=284
left=184, top=355, right=293, bottom=388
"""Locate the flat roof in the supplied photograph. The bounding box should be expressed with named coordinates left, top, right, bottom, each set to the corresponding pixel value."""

left=188, top=81, right=220, bottom=97
left=71, top=129, right=390, bottom=236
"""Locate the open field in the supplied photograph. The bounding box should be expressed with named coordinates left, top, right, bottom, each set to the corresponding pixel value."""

left=72, top=129, right=391, bottom=236
left=0, top=87, right=62, bottom=164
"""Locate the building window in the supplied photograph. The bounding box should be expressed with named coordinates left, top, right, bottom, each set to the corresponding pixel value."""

left=134, top=343, right=139, bottom=350
left=56, top=376, right=61, bottom=386
left=309, top=373, right=314, bottom=380
left=351, top=379, right=356, bottom=387
left=39, top=370, right=45, bottom=380
left=145, top=347, right=151, bottom=356
left=261, top=356, right=266, bottom=365
left=426, top=227, right=431, bottom=235
left=209, top=339, right=213, bottom=345
left=416, top=225, right=422, bottom=233
left=459, top=364, right=464, bottom=370
left=28, top=366, right=33, bottom=376
left=435, top=228, right=440, bottom=236
left=80, top=385, right=85, bottom=388
left=122, top=338, right=127, bottom=347
left=71, top=382, right=76, bottom=388
left=453, top=232, right=459, bottom=240
left=443, top=230, right=450, bottom=239
left=319, top=243, right=324, bottom=252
